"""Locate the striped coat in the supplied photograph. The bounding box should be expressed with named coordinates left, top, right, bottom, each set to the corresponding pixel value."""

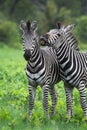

left=40, top=23, right=87, bottom=121
left=20, top=20, right=59, bottom=118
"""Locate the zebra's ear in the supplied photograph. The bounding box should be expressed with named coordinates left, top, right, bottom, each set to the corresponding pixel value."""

left=65, top=24, right=75, bottom=32
left=31, top=21, right=38, bottom=31
left=20, top=20, right=27, bottom=31
left=56, top=21, right=62, bottom=29
left=56, top=21, right=65, bottom=30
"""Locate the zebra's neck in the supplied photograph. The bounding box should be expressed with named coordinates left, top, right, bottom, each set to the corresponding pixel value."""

left=29, top=43, right=42, bottom=63
left=65, top=31, right=79, bottom=51
left=56, top=43, right=73, bottom=82
left=56, top=43, right=70, bottom=63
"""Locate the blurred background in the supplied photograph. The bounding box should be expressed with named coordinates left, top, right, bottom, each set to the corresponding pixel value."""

left=0, top=0, right=87, bottom=49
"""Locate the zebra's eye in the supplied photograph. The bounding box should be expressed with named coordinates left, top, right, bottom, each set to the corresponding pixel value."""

left=58, top=34, right=61, bottom=37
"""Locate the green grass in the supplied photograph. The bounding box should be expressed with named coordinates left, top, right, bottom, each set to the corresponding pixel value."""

left=0, top=45, right=87, bottom=130
left=78, top=42, right=87, bottom=51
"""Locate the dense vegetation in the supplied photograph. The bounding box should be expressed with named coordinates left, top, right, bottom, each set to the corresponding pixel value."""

left=0, top=0, right=87, bottom=129
left=0, top=0, right=87, bottom=48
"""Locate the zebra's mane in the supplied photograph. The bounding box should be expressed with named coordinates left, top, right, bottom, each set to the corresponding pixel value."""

left=56, top=22, right=79, bottom=51
left=26, top=20, right=31, bottom=31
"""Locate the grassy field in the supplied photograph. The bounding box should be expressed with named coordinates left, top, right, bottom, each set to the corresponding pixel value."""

left=0, top=46, right=87, bottom=130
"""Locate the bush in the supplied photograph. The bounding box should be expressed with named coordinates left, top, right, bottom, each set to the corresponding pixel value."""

left=0, top=20, right=21, bottom=48
left=75, top=16, right=87, bottom=42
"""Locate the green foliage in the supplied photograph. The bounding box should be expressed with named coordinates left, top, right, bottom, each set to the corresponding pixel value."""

left=0, top=0, right=87, bottom=49
left=66, top=0, right=81, bottom=17
left=74, top=16, right=87, bottom=42
left=58, top=7, right=72, bottom=24
left=0, top=20, right=21, bottom=48
left=47, top=0, right=57, bottom=22
left=35, top=11, right=49, bottom=34
left=0, top=11, right=7, bottom=20
left=13, top=0, right=36, bottom=22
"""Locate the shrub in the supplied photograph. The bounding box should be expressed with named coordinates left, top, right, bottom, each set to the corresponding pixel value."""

left=74, top=16, right=87, bottom=42
left=0, top=20, right=21, bottom=48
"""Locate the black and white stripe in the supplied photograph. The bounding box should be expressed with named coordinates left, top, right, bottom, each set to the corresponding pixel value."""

left=40, top=23, right=87, bottom=121
left=20, top=20, right=59, bottom=118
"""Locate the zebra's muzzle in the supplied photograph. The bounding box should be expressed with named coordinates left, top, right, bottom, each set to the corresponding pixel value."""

left=40, top=36, right=48, bottom=46
left=24, top=49, right=32, bottom=61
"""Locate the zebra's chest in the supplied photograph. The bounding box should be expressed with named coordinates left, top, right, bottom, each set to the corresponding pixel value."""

left=26, top=66, right=45, bottom=85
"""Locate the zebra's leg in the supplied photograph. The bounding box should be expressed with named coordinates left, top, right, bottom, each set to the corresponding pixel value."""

left=78, top=81, right=87, bottom=121
left=42, top=85, right=49, bottom=118
left=64, top=83, right=74, bottom=120
left=49, top=87, right=58, bottom=116
left=28, top=84, right=36, bottom=118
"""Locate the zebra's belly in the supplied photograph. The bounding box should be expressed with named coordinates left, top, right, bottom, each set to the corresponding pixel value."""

left=27, top=73, right=59, bottom=86
left=60, top=72, right=78, bottom=87
left=60, top=73, right=87, bottom=88
left=28, top=77, right=45, bottom=86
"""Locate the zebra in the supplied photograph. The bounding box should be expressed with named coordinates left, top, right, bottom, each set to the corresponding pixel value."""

left=20, top=20, right=59, bottom=118
left=41, top=22, right=80, bottom=120
left=40, top=23, right=87, bottom=121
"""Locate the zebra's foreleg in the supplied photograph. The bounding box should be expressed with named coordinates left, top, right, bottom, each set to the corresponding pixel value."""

left=49, top=87, right=57, bottom=116
left=78, top=81, right=87, bottom=122
left=28, top=84, right=36, bottom=118
left=64, top=83, right=74, bottom=120
left=42, top=85, right=49, bottom=118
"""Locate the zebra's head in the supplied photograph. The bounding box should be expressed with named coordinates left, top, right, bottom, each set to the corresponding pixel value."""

left=40, top=22, right=75, bottom=49
left=20, top=20, right=39, bottom=60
